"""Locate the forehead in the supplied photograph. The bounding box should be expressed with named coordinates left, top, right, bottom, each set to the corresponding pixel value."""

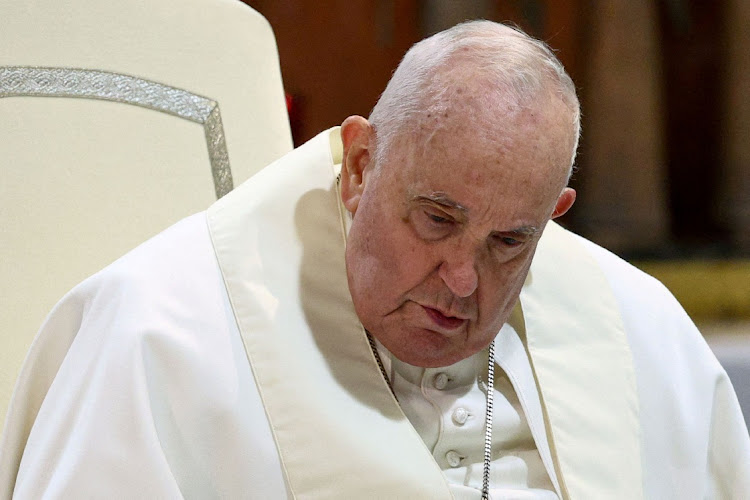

left=383, top=97, right=573, bottom=220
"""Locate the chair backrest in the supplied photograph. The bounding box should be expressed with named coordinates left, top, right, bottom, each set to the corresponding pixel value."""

left=0, top=0, right=292, bottom=427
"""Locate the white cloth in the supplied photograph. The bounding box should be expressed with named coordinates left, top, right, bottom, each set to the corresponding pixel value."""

left=2, top=129, right=749, bottom=499
left=379, top=328, right=560, bottom=499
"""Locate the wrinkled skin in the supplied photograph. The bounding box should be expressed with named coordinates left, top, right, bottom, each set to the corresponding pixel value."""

left=340, top=90, right=577, bottom=368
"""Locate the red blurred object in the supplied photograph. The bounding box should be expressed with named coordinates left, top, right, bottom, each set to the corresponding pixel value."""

left=284, top=91, right=303, bottom=147
left=285, top=92, right=294, bottom=114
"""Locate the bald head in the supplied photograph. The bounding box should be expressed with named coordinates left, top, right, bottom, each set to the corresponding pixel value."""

left=368, top=21, right=580, bottom=180
left=340, top=21, right=580, bottom=367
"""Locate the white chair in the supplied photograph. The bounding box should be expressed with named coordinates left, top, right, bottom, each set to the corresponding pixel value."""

left=0, top=0, right=292, bottom=435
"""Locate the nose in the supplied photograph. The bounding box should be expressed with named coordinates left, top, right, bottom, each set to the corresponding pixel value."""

left=438, top=252, right=479, bottom=298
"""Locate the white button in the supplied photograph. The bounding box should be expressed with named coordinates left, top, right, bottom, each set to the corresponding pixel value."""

left=445, top=450, right=463, bottom=467
left=433, top=372, right=449, bottom=390
left=452, top=407, right=469, bottom=425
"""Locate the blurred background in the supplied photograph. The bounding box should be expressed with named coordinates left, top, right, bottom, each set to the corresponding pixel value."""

left=245, top=0, right=749, bottom=332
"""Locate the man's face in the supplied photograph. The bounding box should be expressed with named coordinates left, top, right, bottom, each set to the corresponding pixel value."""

left=340, top=97, right=576, bottom=367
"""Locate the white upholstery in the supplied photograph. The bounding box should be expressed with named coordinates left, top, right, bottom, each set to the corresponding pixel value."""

left=0, top=0, right=292, bottom=429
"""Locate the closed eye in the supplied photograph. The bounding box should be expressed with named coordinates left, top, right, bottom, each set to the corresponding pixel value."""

left=493, top=234, right=524, bottom=248
left=427, top=212, right=451, bottom=224
left=410, top=207, right=456, bottom=240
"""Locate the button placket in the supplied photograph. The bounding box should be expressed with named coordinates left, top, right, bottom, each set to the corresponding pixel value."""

left=421, top=368, right=456, bottom=457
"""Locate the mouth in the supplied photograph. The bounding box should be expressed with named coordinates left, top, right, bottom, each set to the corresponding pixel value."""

left=422, top=306, right=467, bottom=331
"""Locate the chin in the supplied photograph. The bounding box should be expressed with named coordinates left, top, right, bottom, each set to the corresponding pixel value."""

left=382, top=329, right=473, bottom=368
left=392, top=349, right=469, bottom=368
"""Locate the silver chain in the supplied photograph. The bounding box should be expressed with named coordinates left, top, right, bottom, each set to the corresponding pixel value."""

left=366, top=332, right=398, bottom=401
left=367, top=332, right=497, bottom=498
left=482, top=339, right=496, bottom=500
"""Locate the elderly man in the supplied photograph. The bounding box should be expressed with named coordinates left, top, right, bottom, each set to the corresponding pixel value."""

left=2, top=21, right=749, bottom=499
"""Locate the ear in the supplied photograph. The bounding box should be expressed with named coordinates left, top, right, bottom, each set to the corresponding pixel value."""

left=339, top=115, right=373, bottom=214
left=551, top=187, right=576, bottom=219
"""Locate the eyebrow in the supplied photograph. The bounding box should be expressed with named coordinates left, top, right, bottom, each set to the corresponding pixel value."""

left=411, top=192, right=468, bottom=212
left=498, top=225, right=541, bottom=237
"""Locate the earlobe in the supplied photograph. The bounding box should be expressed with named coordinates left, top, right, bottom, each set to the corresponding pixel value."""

left=551, top=187, right=576, bottom=219
left=339, top=115, right=373, bottom=214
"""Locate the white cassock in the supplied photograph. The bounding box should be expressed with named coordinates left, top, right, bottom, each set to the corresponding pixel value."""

left=1, top=128, right=749, bottom=499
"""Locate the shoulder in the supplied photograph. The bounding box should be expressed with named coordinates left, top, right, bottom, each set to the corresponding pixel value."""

left=568, top=230, right=724, bottom=377
left=79, top=211, right=216, bottom=303
left=10, top=216, right=271, bottom=497
left=570, top=232, right=680, bottom=310
left=538, top=224, right=698, bottom=341
left=48, top=211, right=231, bottom=360
left=35, top=209, right=240, bottom=403
left=536, top=227, right=750, bottom=493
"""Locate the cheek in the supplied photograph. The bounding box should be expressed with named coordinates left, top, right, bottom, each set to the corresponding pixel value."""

left=348, top=221, right=434, bottom=312
left=346, top=216, right=405, bottom=306
left=478, top=252, right=534, bottom=325
left=368, top=228, right=428, bottom=299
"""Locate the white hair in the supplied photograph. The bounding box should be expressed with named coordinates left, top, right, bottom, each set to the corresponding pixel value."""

left=368, top=20, right=581, bottom=178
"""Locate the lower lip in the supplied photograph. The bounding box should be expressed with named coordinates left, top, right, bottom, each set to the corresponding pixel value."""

left=423, top=306, right=466, bottom=331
